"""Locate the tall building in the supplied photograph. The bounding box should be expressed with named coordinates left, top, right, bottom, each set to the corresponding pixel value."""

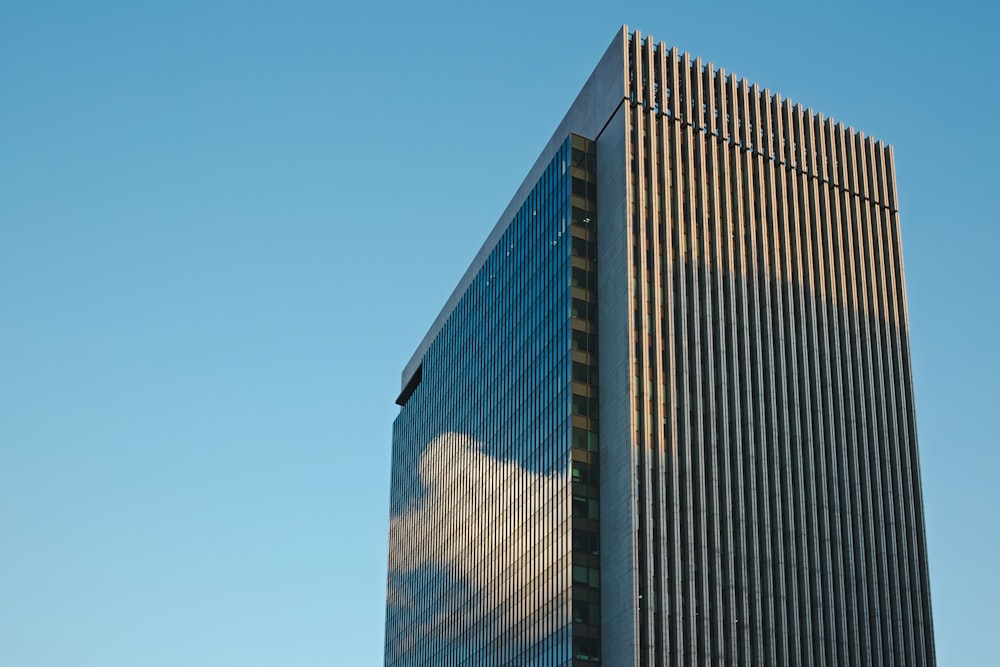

left=384, top=26, right=935, bottom=667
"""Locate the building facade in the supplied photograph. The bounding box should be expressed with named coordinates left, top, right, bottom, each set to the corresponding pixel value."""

left=385, top=26, right=935, bottom=667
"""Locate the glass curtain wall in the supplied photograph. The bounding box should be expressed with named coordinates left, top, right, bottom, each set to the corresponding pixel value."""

left=386, top=135, right=595, bottom=667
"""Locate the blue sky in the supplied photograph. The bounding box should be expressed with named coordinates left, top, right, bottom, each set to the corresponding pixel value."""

left=1, top=1, right=996, bottom=665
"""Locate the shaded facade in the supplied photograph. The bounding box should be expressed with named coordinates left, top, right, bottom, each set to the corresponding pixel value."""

left=385, top=26, right=935, bottom=667
left=385, top=135, right=600, bottom=665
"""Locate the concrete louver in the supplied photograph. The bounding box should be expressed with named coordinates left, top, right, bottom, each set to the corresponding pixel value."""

left=617, top=29, right=934, bottom=667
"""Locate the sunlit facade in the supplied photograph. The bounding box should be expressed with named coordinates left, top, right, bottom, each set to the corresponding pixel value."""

left=385, top=26, right=935, bottom=667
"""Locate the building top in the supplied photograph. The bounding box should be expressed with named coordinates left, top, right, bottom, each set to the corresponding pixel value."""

left=400, top=24, right=893, bottom=392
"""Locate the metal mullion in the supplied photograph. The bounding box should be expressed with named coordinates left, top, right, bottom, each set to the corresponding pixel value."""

left=678, top=50, right=698, bottom=664
left=704, top=59, right=734, bottom=667
left=778, top=97, right=808, bottom=665
left=803, top=109, right=835, bottom=667
left=716, top=65, right=750, bottom=667
left=641, top=33, right=668, bottom=667
left=825, top=118, right=861, bottom=666
left=816, top=114, right=849, bottom=667
left=854, top=132, right=891, bottom=666
left=850, top=127, right=886, bottom=667
left=867, top=141, right=900, bottom=646
left=789, top=101, right=819, bottom=666
left=651, top=40, right=674, bottom=667
left=766, top=91, right=795, bottom=667
left=662, top=46, right=685, bottom=667
left=748, top=77, right=783, bottom=664
left=626, top=31, right=651, bottom=667
left=738, top=76, right=767, bottom=667
left=840, top=123, right=874, bottom=666
left=800, top=103, right=828, bottom=667
left=692, top=56, right=723, bottom=664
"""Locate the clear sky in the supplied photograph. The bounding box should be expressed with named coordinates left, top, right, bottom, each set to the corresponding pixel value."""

left=1, top=1, right=996, bottom=665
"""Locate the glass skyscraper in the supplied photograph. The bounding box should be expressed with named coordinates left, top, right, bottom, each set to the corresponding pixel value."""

left=385, top=26, right=935, bottom=667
